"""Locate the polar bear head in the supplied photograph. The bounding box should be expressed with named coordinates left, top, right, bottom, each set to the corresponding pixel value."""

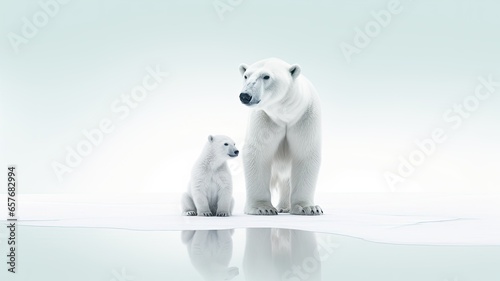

left=238, top=58, right=301, bottom=108
left=208, top=135, right=239, bottom=158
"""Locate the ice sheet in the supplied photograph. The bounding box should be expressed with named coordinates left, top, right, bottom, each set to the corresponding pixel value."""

left=2, top=193, right=499, bottom=246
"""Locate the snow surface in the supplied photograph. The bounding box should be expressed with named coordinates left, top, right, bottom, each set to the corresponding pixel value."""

left=2, top=193, right=499, bottom=246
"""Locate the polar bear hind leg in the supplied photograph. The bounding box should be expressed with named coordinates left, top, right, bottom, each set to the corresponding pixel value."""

left=271, top=138, right=292, bottom=213
left=181, top=192, right=197, bottom=216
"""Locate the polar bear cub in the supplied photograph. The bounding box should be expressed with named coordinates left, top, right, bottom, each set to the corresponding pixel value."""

left=238, top=58, right=322, bottom=216
left=182, top=135, right=239, bottom=216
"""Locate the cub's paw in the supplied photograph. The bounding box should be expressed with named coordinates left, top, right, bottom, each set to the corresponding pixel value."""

left=290, top=204, right=323, bottom=215
left=216, top=211, right=230, bottom=217
left=198, top=211, right=213, bottom=217
left=184, top=211, right=197, bottom=216
left=245, top=203, right=278, bottom=215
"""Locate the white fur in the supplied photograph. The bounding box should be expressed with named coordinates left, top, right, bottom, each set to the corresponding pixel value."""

left=182, top=135, right=238, bottom=216
left=239, top=58, right=322, bottom=215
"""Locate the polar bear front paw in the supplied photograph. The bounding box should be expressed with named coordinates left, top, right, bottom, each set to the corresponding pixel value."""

left=290, top=204, right=323, bottom=215
left=184, top=211, right=197, bottom=216
left=276, top=204, right=290, bottom=213
left=198, top=211, right=213, bottom=217
left=278, top=208, right=290, bottom=213
left=216, top=211, right=230, bottom=217
left=245, top=203, right=278, bottom=215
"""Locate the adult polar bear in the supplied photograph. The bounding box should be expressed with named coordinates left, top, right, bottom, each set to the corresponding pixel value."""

left=238, top=58, right=322, bottom=215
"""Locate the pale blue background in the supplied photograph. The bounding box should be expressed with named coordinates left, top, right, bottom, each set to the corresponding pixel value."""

left=1, top=0, right=499, bottom=194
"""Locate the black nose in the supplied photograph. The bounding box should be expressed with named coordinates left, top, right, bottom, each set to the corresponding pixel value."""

left=234, top=150, right=239, bottom=155
left=239, top=93, right=252, bottom=104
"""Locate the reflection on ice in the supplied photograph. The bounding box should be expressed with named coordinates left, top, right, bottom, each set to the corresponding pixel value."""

left=1, top=225, right=498, bottom=281
left=182, top=228, right=329, bottom=281
left=181, top=230, right=239, bottom=280
left=244, top=228, right=324, bottom=281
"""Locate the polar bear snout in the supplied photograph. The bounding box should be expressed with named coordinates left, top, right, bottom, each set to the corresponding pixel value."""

left=228, top=150, right=239, bottom=157
left=239, top=93, right=252, bottom=104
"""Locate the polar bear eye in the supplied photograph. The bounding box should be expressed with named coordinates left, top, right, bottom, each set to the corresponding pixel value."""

left=224, top=143, right=228, bottom=146
left=244, top=75, right=247, bottom=79
left=263, top=75, right=270, bottom=80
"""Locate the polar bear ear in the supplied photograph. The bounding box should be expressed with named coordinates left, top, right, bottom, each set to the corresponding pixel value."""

left=239, top=64, right=248, bottom=76
left=208, top=135, right=214, bottom=142
left=289, top=64, right=301, bottom=79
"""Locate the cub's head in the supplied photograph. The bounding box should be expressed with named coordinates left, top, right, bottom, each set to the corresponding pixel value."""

left=208, top=135, right=239, bottom=158
left=238, top=58, right=301, bottom=108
